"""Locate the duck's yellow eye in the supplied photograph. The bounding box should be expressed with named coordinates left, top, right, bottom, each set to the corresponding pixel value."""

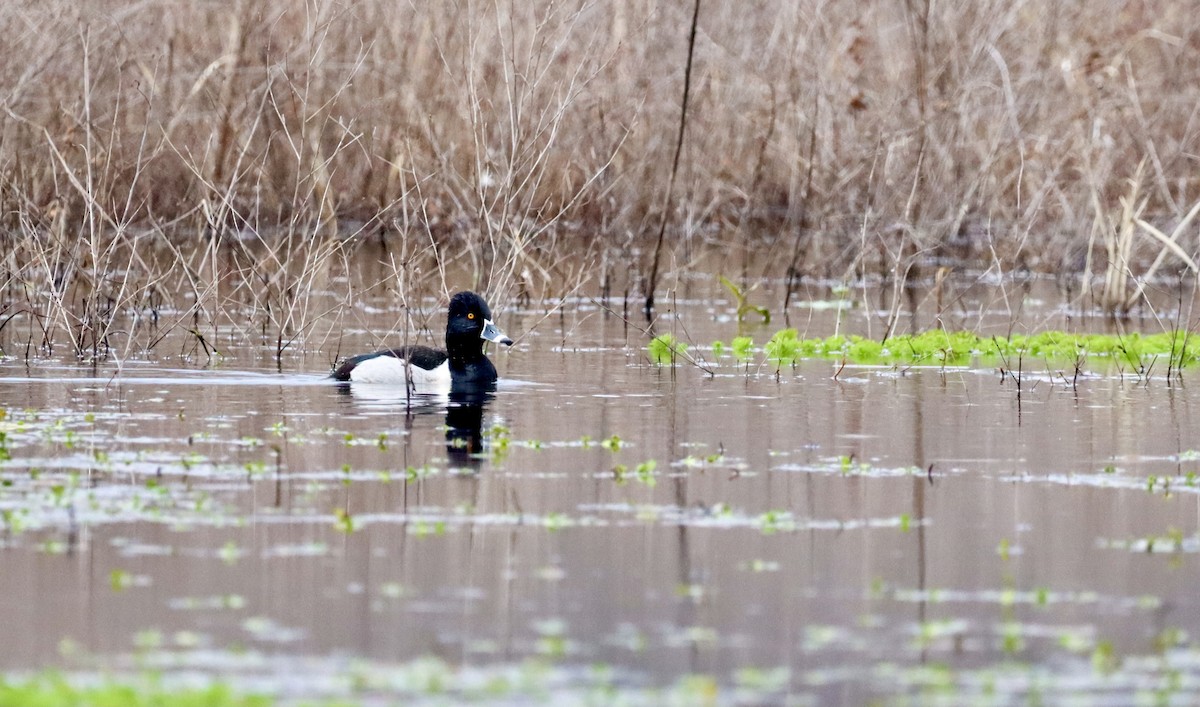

left=467, top=313, right=475, bottom=320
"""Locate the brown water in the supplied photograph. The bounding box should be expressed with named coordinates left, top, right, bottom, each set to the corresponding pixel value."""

left=2, top=278, right=1200, bottom=704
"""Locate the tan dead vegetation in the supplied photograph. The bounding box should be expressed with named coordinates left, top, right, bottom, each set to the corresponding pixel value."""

left=0, top=0, right=1198, bottom=358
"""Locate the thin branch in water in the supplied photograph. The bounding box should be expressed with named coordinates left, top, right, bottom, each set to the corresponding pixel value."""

left=644, top=0, right=701, bottom=319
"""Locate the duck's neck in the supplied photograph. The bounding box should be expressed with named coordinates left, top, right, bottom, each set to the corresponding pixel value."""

left=446, top=335, right=498, bottom=385
left=446, top=334, right=484, bottom=366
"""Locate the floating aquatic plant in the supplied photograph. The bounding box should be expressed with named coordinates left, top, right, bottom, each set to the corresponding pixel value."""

left=764, top=329, right=800, bottom=366
left=0, top=673, right=273, bottom=707
left=731, top=336, right=754, bottom=361
left=648, top=333, right=689, bottom=365
left=110, top=569, right=134, bottom=592
left=700, top=328, right=1200, bottom=371
left=719, top=275, right=770, bottom=324
left=634, top=460, right=657, bottom=487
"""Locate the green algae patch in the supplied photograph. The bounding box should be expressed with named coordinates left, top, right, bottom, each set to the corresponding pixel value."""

left=891, top=330, right=1200, bottom=369
left=676, top=329, right=1200, bottom=370
left=0, top=673, right=273, bottom=707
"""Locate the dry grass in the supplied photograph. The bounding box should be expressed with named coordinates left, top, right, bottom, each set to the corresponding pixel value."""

left=1, top=0, right=1200, bottom=357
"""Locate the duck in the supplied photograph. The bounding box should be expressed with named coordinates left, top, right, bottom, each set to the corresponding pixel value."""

left=331, top=291, right=513, bottom=390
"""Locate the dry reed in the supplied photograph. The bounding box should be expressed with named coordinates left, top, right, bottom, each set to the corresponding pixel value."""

left=0, top=0, right=1199, bottom=357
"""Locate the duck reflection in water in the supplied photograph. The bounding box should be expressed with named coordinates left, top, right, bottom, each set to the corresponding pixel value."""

left=443, top=386, right=492, bottom=470
left=333, top=380, right=497, bottom=474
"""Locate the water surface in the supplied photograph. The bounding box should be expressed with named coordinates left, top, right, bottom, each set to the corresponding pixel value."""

left=1, top=280, right=1198, bottom=704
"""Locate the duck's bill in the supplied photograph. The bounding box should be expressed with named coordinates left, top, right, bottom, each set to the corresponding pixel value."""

left=481, top=320, right=514, bottom=346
